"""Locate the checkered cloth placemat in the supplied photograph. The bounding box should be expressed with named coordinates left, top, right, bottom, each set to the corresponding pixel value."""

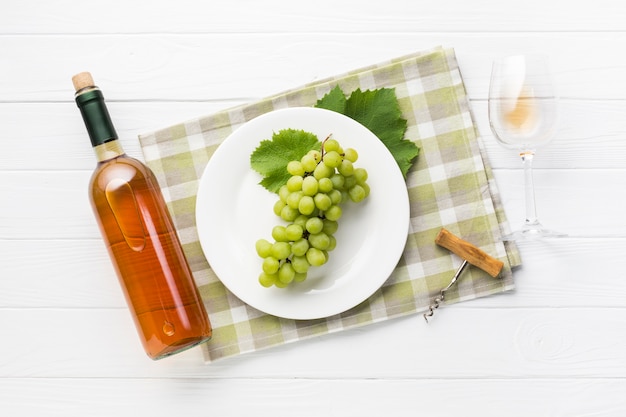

left=138, top=46, right=520, bottom=362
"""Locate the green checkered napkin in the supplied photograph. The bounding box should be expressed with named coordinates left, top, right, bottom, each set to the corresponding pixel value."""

left=138, top=46, right=520, bottom=362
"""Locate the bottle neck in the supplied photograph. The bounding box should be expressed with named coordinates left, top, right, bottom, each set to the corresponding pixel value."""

left=93, top=139, right=125, bottom=162
left=74, top=86, right=125, bottom=161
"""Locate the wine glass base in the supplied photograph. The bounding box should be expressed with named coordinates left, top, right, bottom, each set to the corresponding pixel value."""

left=501, top=223, right=568, bottom=241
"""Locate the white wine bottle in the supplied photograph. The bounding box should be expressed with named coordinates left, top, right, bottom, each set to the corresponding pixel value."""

left=72, top=72, right=212, bottom=360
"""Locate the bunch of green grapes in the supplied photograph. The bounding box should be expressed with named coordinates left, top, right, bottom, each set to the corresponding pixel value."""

left=255, top=136, right=370, bottom=288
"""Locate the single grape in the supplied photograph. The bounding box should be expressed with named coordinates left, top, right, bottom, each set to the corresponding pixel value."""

left=340, top=190, right=349, bottom=205
left=338, top=159, right=354, bottom=176
left=325, top=205, right=342, bottom=221
left=287, top=160, right=305, bottom=176
left=258, top=272, right=277, bottom=288
left=322, top=219, right=339, bottom=235
left=348, top=184, right=366, bottom=203
left=279, top=185, right=290, bottom=203
left=307, top=149, right=321, bottom=162
left=353, top=167, right=368, bottom=184
left=318, top=177, right=333, bottom=193
left=305, top=217, right=324, bottom=234
left=300, top=154, right=317, bottom=172
left=255, top=239, right=273, bottom=258
left=291, top=255, right=310, bottom=273
left=327, top=235, right=337, bottom=251
left=322, top=150, right=342, bottom=168
left=285, top=224, right=304, bottom=241
left=324, top=138, right=340, bottom=152
left=313, top=162, right=333, bottom=180
left=343, top=148, right=358, bottom=163
left=278, top=262, right=296, bottom=284
left=272, top=225, right=288, bottom=242
left=298, top=195, right=315, bottom=215
left=291, top=238, right=310, bottom=257
left=344, top=175, right=357, bottom=190
left=309, top=232, right=330, bottom=250
left=361, top=182, right=371, bottom=198
left=262, top=256, right=279, bottom=274
left=302, top=176, right=319, bottom=196
left=273, top=200, right=286, bottom=217
left=293, top=214, right=309, bottom=228
left=328, top=189, right=343, bottom=205
left=280, top=205, right=299, bottom=222
left=294, top=272, right=307, bottom=282
left=314, top=192, right=332, bottom=211
left=287, top=175, right=303, bottom=192
left=330, top=173, right=345, bottom=190
left=286, top=191, right=303, bottom=209
left=271, top=242, right=291, bottom=260
left=306, top=247, right=327, bottom=267
left=274, top=279, right=288, bottom=288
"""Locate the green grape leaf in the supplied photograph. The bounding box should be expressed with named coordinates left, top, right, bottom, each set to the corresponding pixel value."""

left=250, top=128, right=320, bottom=193
left=316, top=87, right=419, bottom=178
left=314, top=85, right=347, bottom=114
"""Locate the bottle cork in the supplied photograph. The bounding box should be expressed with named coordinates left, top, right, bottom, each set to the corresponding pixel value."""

left=72, top=72, right=95, bottom=92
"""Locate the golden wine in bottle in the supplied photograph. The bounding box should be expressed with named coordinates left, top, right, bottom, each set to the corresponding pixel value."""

left=72, top=72, right=212, bottom=360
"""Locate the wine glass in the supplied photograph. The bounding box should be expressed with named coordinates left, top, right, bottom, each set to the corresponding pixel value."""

left=488, top=54, right=566, bottom=240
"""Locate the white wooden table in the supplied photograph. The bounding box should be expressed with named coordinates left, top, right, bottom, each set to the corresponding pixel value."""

left=2, top=2, right=626, bottom=415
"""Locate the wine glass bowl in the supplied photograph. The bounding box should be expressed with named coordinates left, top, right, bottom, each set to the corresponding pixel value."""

left=488, top=54, right=566, bottom=240
left=489, top=55, right=558, bottom=151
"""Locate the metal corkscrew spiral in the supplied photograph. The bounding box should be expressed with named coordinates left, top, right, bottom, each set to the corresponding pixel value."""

left=424, top=229, right=504, bottom=322
left=423, top=291, right=444, bottom=322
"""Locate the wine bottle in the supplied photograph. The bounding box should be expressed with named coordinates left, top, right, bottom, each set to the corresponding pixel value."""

left=72, top=72, right=212, bottom=360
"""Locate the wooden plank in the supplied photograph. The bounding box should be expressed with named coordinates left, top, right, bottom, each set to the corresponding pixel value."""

left=1, top=34, right=626, bottom=102
left=1, top=308, right=625, bottom=378
left=0, top=170, right=98, bottom=239
left=1, top=377, right=624, bottom=417
left=2, top=0, right=625, bottom=33
left=0, top=239, right=124, bottom=308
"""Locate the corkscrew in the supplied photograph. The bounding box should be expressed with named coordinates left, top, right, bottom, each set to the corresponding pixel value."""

left=423, top=228, right=504, bottom=322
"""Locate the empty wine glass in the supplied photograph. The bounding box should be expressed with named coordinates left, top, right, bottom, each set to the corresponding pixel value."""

left=488, top=54, right=566, bottom=240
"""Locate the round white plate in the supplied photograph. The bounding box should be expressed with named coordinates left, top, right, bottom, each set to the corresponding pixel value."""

left=196, top=107, right=409, bottom=320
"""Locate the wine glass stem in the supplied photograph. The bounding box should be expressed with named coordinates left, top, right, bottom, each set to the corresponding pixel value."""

left=520, top=151, right=539, bottom=227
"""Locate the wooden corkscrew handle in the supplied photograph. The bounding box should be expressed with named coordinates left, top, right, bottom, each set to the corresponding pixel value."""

left=435, top=228, right=504, bottom=278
